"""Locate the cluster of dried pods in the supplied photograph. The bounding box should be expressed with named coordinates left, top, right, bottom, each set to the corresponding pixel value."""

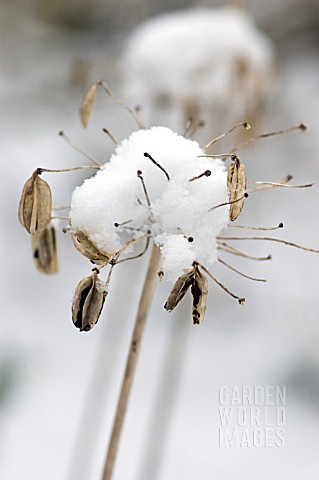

left=18, top=80, right=318, bottom=331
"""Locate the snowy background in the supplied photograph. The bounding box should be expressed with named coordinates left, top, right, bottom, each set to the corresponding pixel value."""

left=1, top=0, right=319, bottom=479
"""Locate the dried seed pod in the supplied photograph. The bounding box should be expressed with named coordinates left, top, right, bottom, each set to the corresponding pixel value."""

left=79, top=83, right=99, bottom=128
left=191, top=267, right=208, bottom=325
left=18, top=171, right=52, bottom=234
left=72, top=231, right=111, bottom=265
left=72, top=270, right=107, bottom=332
left=164, top=268, right=195, bottom=312
left=32, top=225, right=59, bottom=275
left=227, top=156, right=247, bottom=221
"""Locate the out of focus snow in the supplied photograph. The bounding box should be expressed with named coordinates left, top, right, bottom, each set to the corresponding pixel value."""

left=123, top=7, right=275, bottom=130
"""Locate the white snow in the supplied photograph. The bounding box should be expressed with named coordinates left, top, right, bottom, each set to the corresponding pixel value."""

left=70, top=126, right=229, bottom=280
left=123, top=7, right=275, bottom=122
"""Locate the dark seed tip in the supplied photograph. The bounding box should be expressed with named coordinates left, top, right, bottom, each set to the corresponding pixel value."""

left=244, top=192, right=249, bottom=198
left=188, top=237, right=194, bottom=243
left=205, top=170, right=211, bottom=176
left=299, top=123, right=308, bottom=131
left=137, top=170, right=142, bottom=176
left=114, top=222, right=119, bottom=227
left=279, top=222, right=284, bottom=228
left=58, top=130, right=63, bottom=136
left=238, top=298, right=246, bottom=305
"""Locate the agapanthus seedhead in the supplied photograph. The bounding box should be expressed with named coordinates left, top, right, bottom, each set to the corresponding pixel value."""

left=18, top=81, right=318, bottom=329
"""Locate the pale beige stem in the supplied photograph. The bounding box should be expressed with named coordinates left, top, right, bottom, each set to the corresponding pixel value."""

left=101, top=244, right=162, bottom=480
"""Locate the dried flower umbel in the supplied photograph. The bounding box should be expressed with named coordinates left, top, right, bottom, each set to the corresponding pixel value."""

left=18, top=81, right=319, bottom=480
left=18, top=81, right=318, bottom=330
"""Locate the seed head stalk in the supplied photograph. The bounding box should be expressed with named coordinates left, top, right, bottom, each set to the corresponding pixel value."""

left=101, top=244, right=161, bottom=480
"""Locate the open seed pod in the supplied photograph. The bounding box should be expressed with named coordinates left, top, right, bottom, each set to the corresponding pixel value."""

left=227, top=156, right=247, bottom=221
left=72, top=231, right=112, bottom=265
left=32, top=224, right=59, bottom=274
left=72, top=269, right=107, bottom=332
left=191, top=266, right=208, bottom=325
left=19, top=170, right=52, bottom=234
left=164, top=267, right=195, bottom=312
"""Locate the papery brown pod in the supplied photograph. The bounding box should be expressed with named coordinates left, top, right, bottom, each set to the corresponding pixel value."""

left=32, top=225, right=59, bottom=274
left=18, top=171, right=52, bottom=234
left=191, top=267, right=208, bottom=325
left=72, top=269, right=107, bottom=332
left=227, top=156, right=247, bottom=221
left=79, top=83, right=99, bottom=128
left=164, top=268, right=195, bottom=312
left=72, top=231, right=111, bottom=265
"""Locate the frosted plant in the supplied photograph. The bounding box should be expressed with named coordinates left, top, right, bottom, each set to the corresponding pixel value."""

left=18, top=81, right=318, bottom=480
left=122, top=6, right=276, bottom=129
left=19, top=81, right=317, bottom=327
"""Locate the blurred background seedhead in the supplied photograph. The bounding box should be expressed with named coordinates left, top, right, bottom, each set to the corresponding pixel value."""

left=122, top=6, right=276, bottom=133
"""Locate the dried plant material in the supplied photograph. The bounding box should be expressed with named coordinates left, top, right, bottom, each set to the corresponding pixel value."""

left=227, top=156, right=247, bottom=221
left=230, top=123, right=307, bottom=153
left=189, top=170, right=211, bottom=182
left=114, top=236, right=150, bottom=265
left=143, top=152, right=170, bottom=181
left=32, top=225, right=59, bottom=275
left=203, top=122, right=251, bottom=151
left=217, top=241, right=272, bottom=261
left=98, top=79, right=144, bottom=129
left=158, top=269, right=164, bottom=281
left=218, top=258, right=266, bottom=282
left=197, top=262, right=245, bottom=305
left=191, top=267, right=208, bottom=324
left=209, top=192, right=248, bottom=213
left=247, top=174, right=293, bottom=193
left=19, top=171, right=52, bottom=234
left=72, top=231, right=112, bottom=265
left=251, top=181, right=313, bottom=189
left=102, top=128, right=118, bottom=146
left=164, top=268, right=195, bottom=312
left=59, top=130, right=101, bottom=166
left=79, top=83, right=99, bottom=128
left=217, top=236, right=319, bottom=253
left=72, top=270, right=107, bottom=332
left=228, top=222, right=283, bottom=231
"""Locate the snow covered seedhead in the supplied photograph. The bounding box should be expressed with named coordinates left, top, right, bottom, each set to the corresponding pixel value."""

left=122, top=6, right=276, bottom=130
left=19, top=79, right=316, bottom=330
left=70, top=126, right=229, bottom=281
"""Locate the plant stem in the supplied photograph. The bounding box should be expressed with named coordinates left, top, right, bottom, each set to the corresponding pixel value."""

left=101, top=244, right=161, bottom=480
